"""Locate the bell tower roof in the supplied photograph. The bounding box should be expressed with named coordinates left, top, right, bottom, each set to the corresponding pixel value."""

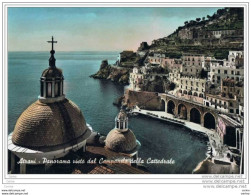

left=39, top=36, right=65, bottom=103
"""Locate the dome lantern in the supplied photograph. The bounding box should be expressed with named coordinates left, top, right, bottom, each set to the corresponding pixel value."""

left=115, top=109, right=128, bottom=132
left=39, top=36, right=65, bottom=103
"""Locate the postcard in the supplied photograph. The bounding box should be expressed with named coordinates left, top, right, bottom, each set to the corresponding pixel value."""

left=1, top=2, right=249, bottom=195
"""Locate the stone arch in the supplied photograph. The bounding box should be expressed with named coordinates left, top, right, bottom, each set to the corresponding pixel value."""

left=190, top=107, right=201, bottom=124
left=183, top=90, right=188, bottom=95
left=204, top=112, right=216, bottom=129
left=167, top=100, right=175, bottom=115
left=188, top=91, right=192, bottom=95
left=199, top=93, right=204, bottom=98
left=194, top=92, right=198, bottom=96
left=160, top=99, right=165, bottom=111
left=178, top=104, right=187, bottom=119
left=179, top=89, right=182, bottom=93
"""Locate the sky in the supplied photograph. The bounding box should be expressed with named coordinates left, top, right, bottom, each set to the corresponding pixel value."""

left=8, top=7, right=221, bottom=51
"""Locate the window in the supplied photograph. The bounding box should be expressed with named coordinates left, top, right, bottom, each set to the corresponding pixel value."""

left=230, top=109, right=234, bottom=113
left=230, top=102, right=233, bottom=107
left=218, top=70, right=220, bottom=74
left=231, top=70, right=234, bottom=74
left=47, top=83, right=52, bottom=97
left=40, top=81, right=44, bottom=97
left=224, top=70, right=227, bottom=74
left=55, top=83, right=59, bottom=96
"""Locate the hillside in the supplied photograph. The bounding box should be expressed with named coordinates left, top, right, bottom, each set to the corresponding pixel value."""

left=149, top=7, right=244, bottom=59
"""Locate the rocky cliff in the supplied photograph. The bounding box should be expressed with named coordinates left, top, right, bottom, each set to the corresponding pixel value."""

left=90, top=60, right=130, bottom=85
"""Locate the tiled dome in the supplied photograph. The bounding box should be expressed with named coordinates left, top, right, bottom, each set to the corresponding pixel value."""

left=12, top=98, right=89, bottom=151
left=42, top=67, right=63, bottom=78
left=105, top=129, right=137, bottom=153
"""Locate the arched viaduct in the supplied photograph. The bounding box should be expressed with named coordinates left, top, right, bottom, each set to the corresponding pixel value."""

left=160, top=94, right=219, bottom=130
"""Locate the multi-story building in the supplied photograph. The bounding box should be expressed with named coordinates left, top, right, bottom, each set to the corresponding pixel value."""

left=210, top=29, right=243, bottom=39
left=169, top=67, right=181, bottom=84
left=208, top=51, right=244, bottom=84
left=148, top=53, right=166, bottom=66
left=204, top=94, right=237, bottom=114
left=211, top=29, right=237, bottom=39
left=161, top=57, right=175, bottom=69
left=181, top=54, right=204, bottom=77
left=129, top=67, right=145, bottom=91
left=178, top=76, right=206, bottom=98
left=204, top=78, right=243, bottom=115
left=168, top=60, right=182, bottom=85
left=221, top=78, right=244, bottom=101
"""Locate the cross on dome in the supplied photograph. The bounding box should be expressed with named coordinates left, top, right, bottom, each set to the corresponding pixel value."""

left=47, top=36, right=57, bottom=51
left=47, top=36, right=57, bottom=67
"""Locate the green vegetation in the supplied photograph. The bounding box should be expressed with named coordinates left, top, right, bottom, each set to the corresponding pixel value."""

left=150, top=7, right=243, bottom=58
left=213, top=49, right=229, bottom=59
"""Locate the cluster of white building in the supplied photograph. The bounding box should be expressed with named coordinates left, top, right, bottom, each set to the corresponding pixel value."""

left=129, top=51, right=244, bottom=121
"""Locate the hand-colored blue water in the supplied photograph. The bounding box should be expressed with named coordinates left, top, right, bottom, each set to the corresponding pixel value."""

left=8, top=51, right=207, bottom=174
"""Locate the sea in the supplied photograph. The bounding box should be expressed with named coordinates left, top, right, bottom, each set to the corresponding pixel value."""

left=8, top=51, right=208, bottom=174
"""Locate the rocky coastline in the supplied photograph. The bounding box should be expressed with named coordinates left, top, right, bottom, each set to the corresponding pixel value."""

left=89, top=7, right=243, bottom=174
left=90, top=60, right=130, bottom=85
